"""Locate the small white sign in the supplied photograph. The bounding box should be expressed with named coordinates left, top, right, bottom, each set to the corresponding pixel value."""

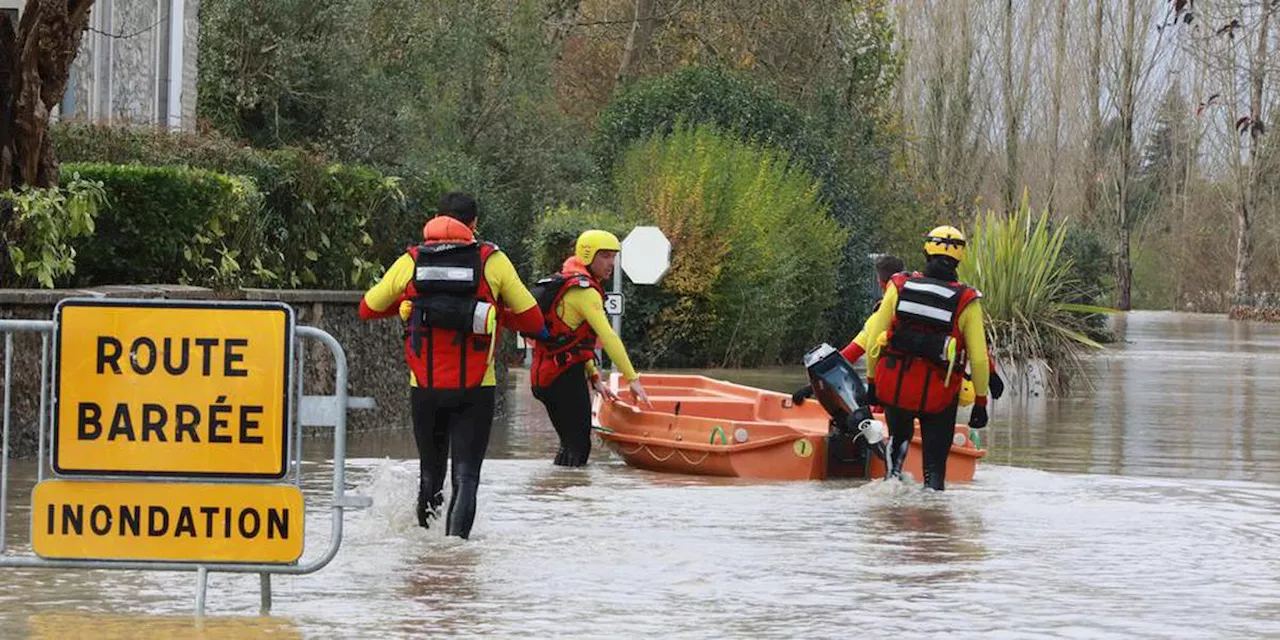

left=604, top=292, right=625, bottom=316
left=619, top=226, right=671, bottom=285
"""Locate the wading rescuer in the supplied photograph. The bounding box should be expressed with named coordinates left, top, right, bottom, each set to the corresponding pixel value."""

left=859, top=226, right=991, bottom=491
left=527, top=230, right=652, bottom=466
left=792, top=254, right=1004, bottom=407
left=359, top=192, right=545, bottom=538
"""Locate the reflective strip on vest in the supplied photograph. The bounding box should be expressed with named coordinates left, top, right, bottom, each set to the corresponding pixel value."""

left=416, top=266, right=476, bottom=282
left=902, top=280, right=959, bottom=299
left=897, top=300, right=953, bottom=324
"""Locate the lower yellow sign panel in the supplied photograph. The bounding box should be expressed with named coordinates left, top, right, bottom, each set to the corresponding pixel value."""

left=32, top=480, right=304, bottom=564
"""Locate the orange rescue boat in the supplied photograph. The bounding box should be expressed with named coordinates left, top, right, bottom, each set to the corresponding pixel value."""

left=594, top=373, right=986, bottom=482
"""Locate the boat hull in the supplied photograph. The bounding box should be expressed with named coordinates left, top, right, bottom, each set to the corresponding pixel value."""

left=595, top=374, right=985, bottom=482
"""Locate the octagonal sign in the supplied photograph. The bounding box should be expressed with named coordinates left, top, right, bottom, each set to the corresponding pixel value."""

left=619, top=226, right=671, bottom=285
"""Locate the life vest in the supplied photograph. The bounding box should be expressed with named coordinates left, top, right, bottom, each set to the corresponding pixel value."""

left=873, top=272, right=981, bottom=414
left=402, top=227, right=500, bottom=390
left=529, top=259, right=604, bottom=388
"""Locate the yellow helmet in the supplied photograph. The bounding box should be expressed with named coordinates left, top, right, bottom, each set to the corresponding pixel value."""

left=576, top=229, right=621, bottom=266
left=924, top=225, right=966, bottom=262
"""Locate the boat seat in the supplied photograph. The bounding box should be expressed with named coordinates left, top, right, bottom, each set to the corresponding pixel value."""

left=646, top=397, right=759, bottom=422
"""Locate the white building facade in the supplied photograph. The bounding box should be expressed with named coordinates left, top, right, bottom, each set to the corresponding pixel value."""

left=2, top=0, right=201, bottom=130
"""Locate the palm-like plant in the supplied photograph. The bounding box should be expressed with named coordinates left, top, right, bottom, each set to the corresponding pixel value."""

left=959, top=191, right=1114, bottom=394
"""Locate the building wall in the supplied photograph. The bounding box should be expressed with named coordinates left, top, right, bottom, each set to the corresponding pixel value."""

left=53, top=0, right=201, bottom=130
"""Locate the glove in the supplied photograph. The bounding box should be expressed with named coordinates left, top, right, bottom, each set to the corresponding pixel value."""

left=791, top=384, right=813, bottom=405
left=535, top=326, right=551, bottom=341
left=990, top=371, right=1005, bottom=400
left=969, top=401, right=988, bottom=429
left=858, top=382, right=878, bottom=408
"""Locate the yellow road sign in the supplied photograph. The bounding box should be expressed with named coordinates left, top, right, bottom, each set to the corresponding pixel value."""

left=53, top=300, right=293, bottom=479
left=26, top=613, right=303, bottom=640
left=32, top=480, right=305, bottom=564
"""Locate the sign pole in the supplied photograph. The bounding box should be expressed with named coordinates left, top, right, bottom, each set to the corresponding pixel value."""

left=610, top=275, right=622, bottom=374
left=260, top=573, right=273, bottom=614
left=616, top=225, right=672, bottom=381
left=195, top=565, right=208, bottom=616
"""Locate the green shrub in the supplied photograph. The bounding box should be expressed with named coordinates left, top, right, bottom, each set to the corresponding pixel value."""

left=606, top=124, right=847, bottom=368
left=1, top=176, right=107, bottom=288
left=389, top=151, right=522, bottom=271
left=53, top=123, right=284, bottom=189
left=54, top=124, right=413, bottom=289
left=594, top=66, right=876, bottom=341
left=59, top=163, right=264, bottom=290
left=526, top=204, right=631, bottom=277
left=958, top=192, right=1114, bottom=393
left=250, top=150, right=404, bottom=288
left=1061, top=227, right=1115, bottom=339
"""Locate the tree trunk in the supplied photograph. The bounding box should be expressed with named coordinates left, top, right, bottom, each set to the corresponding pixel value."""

left=1047, top=0, right=1068, bottom=213
left=1001, top=0, right=1019, bottom=213
left=1176, top=33, right=1207, bottom=309
left=616, top=0, right=658, bottom=89
left=1232, top=196, right=1252, bottom=299
left=1115, top=0, right=1137, bottom=311
left=1085, top=0, right=1105, bottom=223
left=1234, top=0, right=1272, bottom=300
left=0, top=0, right=95, bottom=190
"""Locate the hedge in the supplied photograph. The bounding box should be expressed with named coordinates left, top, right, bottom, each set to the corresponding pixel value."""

left=52, top=124, right=523, bottom=282
left=52, top=124, right=434, bottom=289
left=59, top=163, right=262, bottom=289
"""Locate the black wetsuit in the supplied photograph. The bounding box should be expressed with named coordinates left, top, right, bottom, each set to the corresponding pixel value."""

left=531, top=361, right=593, bottom=466
left=411, top=386, right=495, bottom=538
left=884, top=401, right=958, bottom=491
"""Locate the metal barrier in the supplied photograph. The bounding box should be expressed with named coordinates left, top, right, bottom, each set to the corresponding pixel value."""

left=0, top=313, right=374, bottom=616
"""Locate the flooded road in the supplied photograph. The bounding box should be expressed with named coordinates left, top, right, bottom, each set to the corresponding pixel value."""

left=2, top=310, right=1279, bottom=638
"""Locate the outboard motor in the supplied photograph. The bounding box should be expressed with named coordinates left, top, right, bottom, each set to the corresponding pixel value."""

left=801, top=343, right=888, bottom=479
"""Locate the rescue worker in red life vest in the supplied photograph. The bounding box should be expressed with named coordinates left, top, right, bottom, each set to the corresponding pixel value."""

left=358, top=192, right=546, bottom=538
left=528, top=229, right=652, bottom=466
left=859, top=226, right=990, bottom=491
left=791, top=253, right=1005, bottom=406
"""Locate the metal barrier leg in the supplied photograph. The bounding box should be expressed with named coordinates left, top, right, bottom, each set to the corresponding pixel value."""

left=259, top=572, right=272, bottom=615
left=294, top=344, right=305, bottom=481
left=195, top=565, right=208, bottom=617
left=1, top=333, right=11, bottom=554
left=37, top=334, right=48, bottom=483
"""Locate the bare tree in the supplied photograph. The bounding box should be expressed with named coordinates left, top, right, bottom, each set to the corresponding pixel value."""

left=1113, top=0, right=1139, bottom=310
left=1046, top=0, right=1070, bottom=211
left=999, top=0, right=1046, bottom=212
left=903, top=0, right=991, bottom=217
left=616, top=0, right=660, bottom=88
left=1179, top=0, right=1274, bottom=300
left=1104, top=0, right=1172, bottom=310
left=1084, top=0, right=1105, bottom=223
left=1232, top=0, right=1271, bottom=298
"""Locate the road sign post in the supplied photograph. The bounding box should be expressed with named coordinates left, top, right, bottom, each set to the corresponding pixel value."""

left=611, top=226, right=672, bottom=374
